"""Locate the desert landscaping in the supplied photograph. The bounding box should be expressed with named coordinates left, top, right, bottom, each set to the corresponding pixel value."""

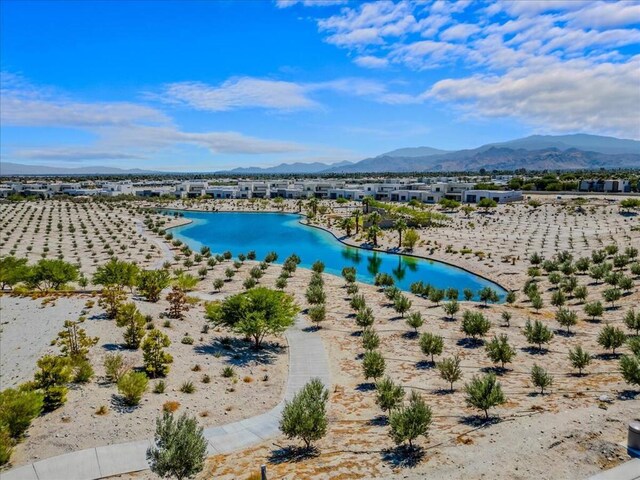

left=1, top=194, right=639, bottom=479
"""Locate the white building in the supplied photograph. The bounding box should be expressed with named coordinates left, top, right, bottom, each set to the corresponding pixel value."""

left=463, top=190, right=523, bottom=204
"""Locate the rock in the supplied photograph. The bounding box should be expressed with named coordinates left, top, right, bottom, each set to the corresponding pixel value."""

left=598, top=395, right=612, bottom=403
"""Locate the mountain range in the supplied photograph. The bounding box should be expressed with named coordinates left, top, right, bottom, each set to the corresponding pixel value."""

left=219, top=134, right=639, bottom=174
left=2, top=134, right=639, bottom=176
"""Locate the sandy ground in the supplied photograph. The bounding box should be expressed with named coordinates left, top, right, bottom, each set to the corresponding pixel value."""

left=1, top=196, right=639, bottom=479
left=2, top=264, right=290, bottom=467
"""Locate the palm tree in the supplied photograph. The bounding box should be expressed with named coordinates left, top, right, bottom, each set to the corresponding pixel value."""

left=308, top=197, right=319, bottom=216
left=368, top=211, right=382, bottom=226
left=340, top=217, right=355, bottom=236
left=367, top=225, right=382, bottom=247
left=352, top=210, right=361, bottom=235
left=394, top=219, right=407, bottom=248
left=296, top=200, right=304, bottom=213
left=362, top=197, right=372, bottom=214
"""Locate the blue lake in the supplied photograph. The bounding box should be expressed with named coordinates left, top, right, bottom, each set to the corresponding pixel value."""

left=164, top=211, right=506, bottom=301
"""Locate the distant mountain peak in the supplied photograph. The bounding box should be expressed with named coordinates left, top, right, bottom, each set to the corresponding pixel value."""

left=379, top=146, right=449, bottom=158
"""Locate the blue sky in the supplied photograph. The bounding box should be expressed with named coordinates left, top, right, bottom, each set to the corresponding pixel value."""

left=1, top=0, right=639, bottom=171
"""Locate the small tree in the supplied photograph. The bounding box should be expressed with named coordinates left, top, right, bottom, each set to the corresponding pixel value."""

left=362, top=327, right=380, bottom=351
left=389, top=391, right=432, bottom=448
left=213, top=278, right=224, bottom=292
left=602, top=287, right=621, bottom=308
left=393, top=294, right=412, bottom=318
left=485, top=334, right=516, bottom=369
left=28, top=258, right=78, bottom=290
left=305, top=284, right=326, bottom=305
left=464, top=373, right=506, bottom=420
left=147, top=412, right=207, bottom=480
left=419, top=332, right=444, bottom=363
left=341, top=267, right=356, bottom=284
left=0, top=256, right=29, bottom=289
left=555, top=308, right=578, bottom=334
left=308, top=304, right=326, bottom=326
left=624, top=309, right=640, bottom=335
left=461, top=311, right=491, bottom=341
left=166, top=286, right=188, bottom=320
left=569, top=345, right=591, bottom=375
left=34, top=355, right=72, bottom=411
left=597, top=324, right=626, bottom=354
left=138, top=270, right=171, bottom=302
left=117, top=371, right=149, bottom=406
left=356, top=306, right=375, bottom=329
left=531, top=295, right=544, bottom=312
left=584, top=301, right=604, bottom=322
left=405, top=312, right=423, bottom=332
left=530, top=364, right=553, bottom=394
left=550, top=290, right=566, bottom=308
left=279, top=378, right=329, bottom=450
left=403, top=229, right=420, bottom=250
left=142, top=329, right=173, bottom=378
left=362, top=350, right=385, bottom=381
left=375, top=376, right=405, bottom=416
left=93, top=258, right=139, bottom=289
left=437, top=355, right=462, bottom=391
left=206, top=287, right=298, bottom=349
left=56, top=317, right=99, bottom=358
left=523, top=319, right=553, bottom=350
left=619, top=354, right=640, bottom=387
left=443, top=300, right=460, bottom=320
left=115, top=303, right=146, bottom=349
left=99, top=285, right=127, bottom=319
left=478, top=287, right=499, bottom=306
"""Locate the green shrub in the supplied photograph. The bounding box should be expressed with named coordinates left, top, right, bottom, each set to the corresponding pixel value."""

left=180, top=381, right=195, bottom=394
left=153, top=380, right=166, bottom=394
left=0, top=386, right=44, bottom=438
left=73, top=359, right=94, bottom=383
left=34, top=355, right=71, bottom=411
left=104, top=352, right=128, bottom=383
left=221, top=366, right=235, bottom=378
left=0, top=427, right=12, bottom=466
left=117, top=371, right=149, bottom=406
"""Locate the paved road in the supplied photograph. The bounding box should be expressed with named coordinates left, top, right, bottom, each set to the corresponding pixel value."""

left=2, top=317, right=330, bottom=480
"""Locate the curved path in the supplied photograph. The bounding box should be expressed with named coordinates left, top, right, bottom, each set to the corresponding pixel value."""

left=2, top=317, right=330, bottom=480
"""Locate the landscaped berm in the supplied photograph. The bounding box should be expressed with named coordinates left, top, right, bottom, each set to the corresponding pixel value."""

left=1, top=195, right=639, bottom=480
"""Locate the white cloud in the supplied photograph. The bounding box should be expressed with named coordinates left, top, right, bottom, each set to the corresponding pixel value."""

left=158, top=76, right=419, bottom=111
left=353, top=55, right=389, bottom=68
left=1, top=73, right=307, bottom=160
left=159, top=78, right=317, bottom=112
left=301, top=0, right=640, bottom=136
left=1, top=73, right=169, bottom=128
left=10, top=149, right=146, bottom=162
left=389, top=41, right=467, bottom=69
left=439, top=23, right=480, bottom=41
left=427, top=56, right=640, bottom=139
left=563, top=1, right=640, bottom=28
left=275, top=0, right=346, bottom=8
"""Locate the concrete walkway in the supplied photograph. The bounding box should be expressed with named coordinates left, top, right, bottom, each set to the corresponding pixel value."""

left=588, top=458, right=640, bottom=480
left=2, top=317, right=330, bottom=480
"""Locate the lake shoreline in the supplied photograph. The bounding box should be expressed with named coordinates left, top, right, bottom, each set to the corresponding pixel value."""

left=160, top=207, right=510, bottom=298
